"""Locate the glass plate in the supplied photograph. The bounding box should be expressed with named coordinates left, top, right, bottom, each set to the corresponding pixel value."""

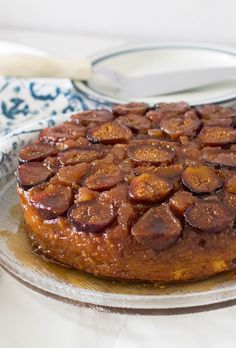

left=2, top=117, right=236, bottom=315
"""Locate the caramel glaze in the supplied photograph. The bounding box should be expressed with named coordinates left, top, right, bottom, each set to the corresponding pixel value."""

left=16, top=102, right=236, bottom=282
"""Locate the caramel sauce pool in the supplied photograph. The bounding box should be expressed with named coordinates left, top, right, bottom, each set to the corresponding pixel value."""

left=0, top=202, right=234, bottom=297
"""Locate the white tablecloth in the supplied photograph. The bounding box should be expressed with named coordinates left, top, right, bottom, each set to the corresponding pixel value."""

left=1, top=29, right=236, bottom=348
left=2, top=270, right=236, bottom=348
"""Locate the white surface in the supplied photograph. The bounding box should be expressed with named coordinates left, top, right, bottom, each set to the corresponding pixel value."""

left=1, top=271, right=236, bottom=348
left=1, top=30, right=236, bottom=348
left=1, top=0, right=236, bottom=46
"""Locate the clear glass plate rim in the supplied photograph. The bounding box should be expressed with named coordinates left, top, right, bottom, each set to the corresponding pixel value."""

left=1, top=116, right=236, bottom=310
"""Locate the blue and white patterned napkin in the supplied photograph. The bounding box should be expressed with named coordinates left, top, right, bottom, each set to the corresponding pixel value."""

left=0, top=77, right=97, bottom=137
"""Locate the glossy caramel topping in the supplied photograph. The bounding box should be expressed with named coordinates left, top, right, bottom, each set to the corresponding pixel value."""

left=17, top=102, right=236, bottom=252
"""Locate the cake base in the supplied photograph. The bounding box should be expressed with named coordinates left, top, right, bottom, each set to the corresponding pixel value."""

left=18, top=186, right=236, bottom=283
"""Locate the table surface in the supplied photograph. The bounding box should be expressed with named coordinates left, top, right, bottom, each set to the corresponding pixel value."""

left=1, top=28, right=236, bottom=348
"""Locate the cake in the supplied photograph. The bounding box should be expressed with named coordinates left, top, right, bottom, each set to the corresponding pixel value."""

left=16, top=102, right=236, bottom=282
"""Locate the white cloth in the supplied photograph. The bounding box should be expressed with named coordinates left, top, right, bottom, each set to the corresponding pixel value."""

left=1, top=29, right=236, bottom=348
left=1, top=270, right=236, bottom=348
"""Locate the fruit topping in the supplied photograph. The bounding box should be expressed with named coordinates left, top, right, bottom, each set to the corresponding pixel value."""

left=84, top=165, right=123, bottom=191
left=182, top=166, right=223, bottom=194
left=30, top=184, right=72, bottom=219
left=68, top=201, right=116, bottom=232
left=127, top=143, right=175, bottom=165
left=17, top=162, right=54, bottom=188
left=70, top=109, right=113, bottom=125
left=129, top=173, right=173, bottom=204
left=132, top=204, right=182, bottom=251
left=58, top=147, right=103, bottom=165
left=160, top=111, right=201, bottom=139
left=87, top=122, right=132, bottom=144
left=184, top=201, right=234, bottom=233
left=18, top=143, right=57, bottom=163
left=169, top=191, right=199, bottom=217
left=112, top=102, right=149, bottom=116
left=198, top=127, right=236, bottom=146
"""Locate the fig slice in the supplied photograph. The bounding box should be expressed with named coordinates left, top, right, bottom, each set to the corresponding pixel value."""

left=55, top=137, right=90, bottom=151
left=202, top=117, right=233, bottom=127
left=68, top=201, right=116, bottom=233
left=201, top=147, right=236, bottom=168
left=84, top=165, right=123, bottom=191
left=129, top=138, right=179, bottom=152
left=58, top=147, right=103, bottom=165
left=112, top=102, right=149, bottom=116
left=70, top=109, right=113, bottom=126
left=146, top=110, right=163, bottom=128
left=116, top=114, right=151, bottom=132
left=177, top=144, right=202, bottom=166
left=169, top=191, right=199, bottom=217
left=182, top=166, right=223, bottom=194
left=147, top=128, right=165, bottom=138
left=60, top=122, right=86, bottom=138
left=184, top=201, right=235, bottom=233
left=223, top=192, right=236, bottom=213
left=127, top=143, right=175, bottom=165
left=75, top=187, right=99, bottom=203
left=225, top=174, right=236, bottom=194
left=157, top=102, right=190, bottom=115
left=133, top=164, right=183, bottom=181
left=196, top=104, right=236, bottom=119
left=53, top=163, right=90, bottom=186
left=129, top=173, right=173, bottom=204
left=39, top=123, right=85, bottom=144
left=87, top=121, right=132, bottom=144
left=198, top=127, right=236, bottom=146
left=160, top=111, right=201, bottom=139
left=39, top=126, right=73, bottom=144
left=132, top=204, right=182, bottom=251
left=17, top=162, right=54, bottom=188
left=43, top=156, right=60, bottom=172
left=18, top=143, right=57, bottom=163
left=29, top=184, right=72, bottom=220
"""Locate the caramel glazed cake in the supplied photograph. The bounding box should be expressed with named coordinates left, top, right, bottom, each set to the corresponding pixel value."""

left=16, top=101, right=236, bottom=283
